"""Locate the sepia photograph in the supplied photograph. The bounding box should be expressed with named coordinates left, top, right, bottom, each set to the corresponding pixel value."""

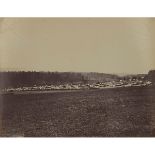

left=0, top=18, right=155, bottom=137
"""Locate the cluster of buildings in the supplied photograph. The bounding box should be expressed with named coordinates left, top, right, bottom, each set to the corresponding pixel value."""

left=1, top=78, right=152, bottom=93
left=89, top=79, right=152, bottom=89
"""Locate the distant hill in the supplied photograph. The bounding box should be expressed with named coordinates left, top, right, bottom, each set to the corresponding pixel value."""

left=0, top=71, right=120, bottom=88
left=147, top=70, right=155, bottom=83
left=0, top=70, right=153, bottom=88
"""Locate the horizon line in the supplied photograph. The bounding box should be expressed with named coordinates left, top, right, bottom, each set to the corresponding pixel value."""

left=0, top=69, right=153, bottom=75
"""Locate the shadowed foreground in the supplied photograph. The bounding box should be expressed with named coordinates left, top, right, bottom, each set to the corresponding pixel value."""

left=0, top=86, right=155, bottom=137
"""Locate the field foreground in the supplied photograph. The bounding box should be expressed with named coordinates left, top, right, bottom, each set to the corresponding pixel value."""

left=0, top=86, right=155, bottom=137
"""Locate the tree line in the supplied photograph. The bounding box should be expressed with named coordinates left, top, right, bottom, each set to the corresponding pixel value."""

left=1, top=70, right=153, bottom=89
left=0, top=71, right=85, bottom=88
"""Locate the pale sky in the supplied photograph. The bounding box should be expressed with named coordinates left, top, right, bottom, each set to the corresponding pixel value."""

left=0, top=18, right=155, bottom=74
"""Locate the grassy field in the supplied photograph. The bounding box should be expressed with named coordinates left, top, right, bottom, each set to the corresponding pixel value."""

left=0, top=86, right=155, bottom=137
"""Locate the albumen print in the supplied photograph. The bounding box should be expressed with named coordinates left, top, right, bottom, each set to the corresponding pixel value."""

left=0, top=18, right=155, bottom=137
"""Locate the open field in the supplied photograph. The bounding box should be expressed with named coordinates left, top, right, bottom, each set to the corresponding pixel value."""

left=0, top=86, right=155, bottom=137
